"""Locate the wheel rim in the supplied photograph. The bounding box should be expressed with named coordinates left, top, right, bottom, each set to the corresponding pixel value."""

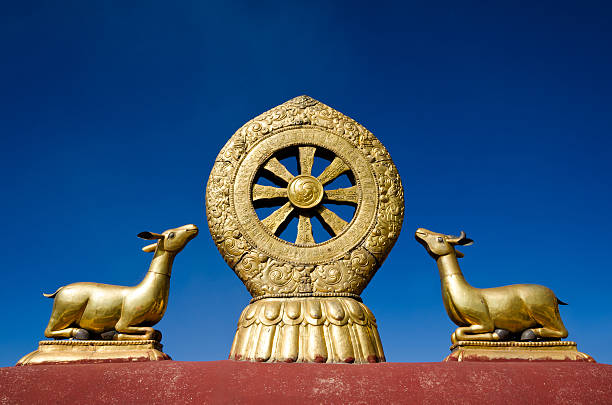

left=232, top=127, right=378, bottom=264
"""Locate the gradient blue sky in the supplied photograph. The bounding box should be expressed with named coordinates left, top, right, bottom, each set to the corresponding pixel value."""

left=1, top=1, right=611, bottom=367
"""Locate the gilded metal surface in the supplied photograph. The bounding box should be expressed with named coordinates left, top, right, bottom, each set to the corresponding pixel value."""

left=415, top=228, right=569, bottom=344
left=43, top=224, right=198, bottom=341
left=287, top=175, right=324, bottom=209
left=206, top=95, right=404, bottom=297
left=230, top=297, right=384, bottom=364
left=17, top=340, right=169, bottom=366
left=445, top=341, right=595, bottom=362
left=206, top=96, right=403, bottom=363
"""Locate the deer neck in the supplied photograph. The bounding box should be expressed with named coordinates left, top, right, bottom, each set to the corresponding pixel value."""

left=436, top=252, right=465, bottom=280
left=435, top=251, right=472, bottom=324
left=138, top=248, right=176, bottom=287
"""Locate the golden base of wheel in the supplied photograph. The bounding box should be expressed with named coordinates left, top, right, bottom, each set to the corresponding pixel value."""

left=230, top=297, right=385, bottom=364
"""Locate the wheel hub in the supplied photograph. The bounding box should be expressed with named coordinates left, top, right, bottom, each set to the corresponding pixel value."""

left=287, top=175, right=324, bottom=209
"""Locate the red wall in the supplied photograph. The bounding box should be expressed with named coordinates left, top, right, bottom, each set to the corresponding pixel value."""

left=2, top=360, right=612, bottom=404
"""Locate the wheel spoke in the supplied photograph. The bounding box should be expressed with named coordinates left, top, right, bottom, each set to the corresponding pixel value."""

left=263, top=157, right=294, bottom=183
left=316, top=206, right=348, bottom=236
left=317, top=157, right=350, bottom=185
left=252, top=184, right=288, bottom=201
left=298, top=146, right=316, bottom=175
left=324, top=186, right=358, bottom=204
left=261, top=202, right=294, bottom=234
left=295, top=215, right=315, bottom=244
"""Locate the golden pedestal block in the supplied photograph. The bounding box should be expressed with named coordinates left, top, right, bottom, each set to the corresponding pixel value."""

left=17, top=340, right=170, bottom=366
left=230, top=297, right=385, bottom=363
left=444, top=341, right=595, bottom=362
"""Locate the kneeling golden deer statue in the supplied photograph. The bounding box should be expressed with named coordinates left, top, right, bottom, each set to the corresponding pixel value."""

left=415, top=228, right=568, bottom=344
left=43, top=224, right=198, bottom=340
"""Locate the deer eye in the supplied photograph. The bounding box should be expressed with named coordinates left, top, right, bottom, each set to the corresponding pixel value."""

left=168, top=232, right=176, bottom=239
left=437, top=237, right=443, bottom=243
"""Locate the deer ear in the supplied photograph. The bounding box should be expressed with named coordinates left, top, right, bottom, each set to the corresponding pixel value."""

left=455, top=249, right=464, bottom=258
left=138, top=231, right=164, bottom=240
left=459, top=239, right=474, bottom=246
left=142, top=243, right=158, bottom=252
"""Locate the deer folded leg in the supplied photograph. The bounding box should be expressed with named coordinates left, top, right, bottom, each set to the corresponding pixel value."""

left=529, top=307, right=568, bottom=339
left=45, top=327, right=89, bottom=340
left=530, top=326, right=568, bottom=339
left=45, top=321, right=74, bottom=338
left=114, top=321, right=156, bottom=340
left=45, top=313, right=89, bottom=339
left=453, top=324, right=498, bottom=341
left=493, top=328, right=511, bottom=340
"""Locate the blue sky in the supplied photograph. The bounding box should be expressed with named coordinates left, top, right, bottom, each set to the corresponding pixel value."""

left=1, top=1, right=611, bottom=367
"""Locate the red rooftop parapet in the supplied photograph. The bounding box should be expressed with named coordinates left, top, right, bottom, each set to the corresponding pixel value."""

left=2, top=360, right=611, bottom=404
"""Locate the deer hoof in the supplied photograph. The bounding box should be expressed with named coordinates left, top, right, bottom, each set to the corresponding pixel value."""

left=100, top=331, right=117, bottom=340
left=494, top=329, right=510, bottom=340
left=73, top=329, right=90, bottom=340
left=521, top=329, right=537, bottom=341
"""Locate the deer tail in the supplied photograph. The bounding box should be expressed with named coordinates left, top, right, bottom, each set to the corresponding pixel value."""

left=557, top=297, right=568, bottom=306
left=43, top=287, right=63, bottom=298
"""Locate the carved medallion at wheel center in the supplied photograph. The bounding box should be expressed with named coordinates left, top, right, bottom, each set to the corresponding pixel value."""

left=287, top=175, right=324, bottom=209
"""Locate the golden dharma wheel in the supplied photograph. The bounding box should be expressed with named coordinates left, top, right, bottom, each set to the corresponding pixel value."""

left=206, top=96, right=404, bottom=363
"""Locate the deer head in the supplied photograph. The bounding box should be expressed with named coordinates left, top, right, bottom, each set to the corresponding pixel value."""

left=415, top=228, right=473, bottom=259
left=138, top=224, right=199, bottom=253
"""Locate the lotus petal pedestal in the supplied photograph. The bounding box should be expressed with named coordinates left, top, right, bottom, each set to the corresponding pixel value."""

left=230, top=297, right=384, bottom=363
